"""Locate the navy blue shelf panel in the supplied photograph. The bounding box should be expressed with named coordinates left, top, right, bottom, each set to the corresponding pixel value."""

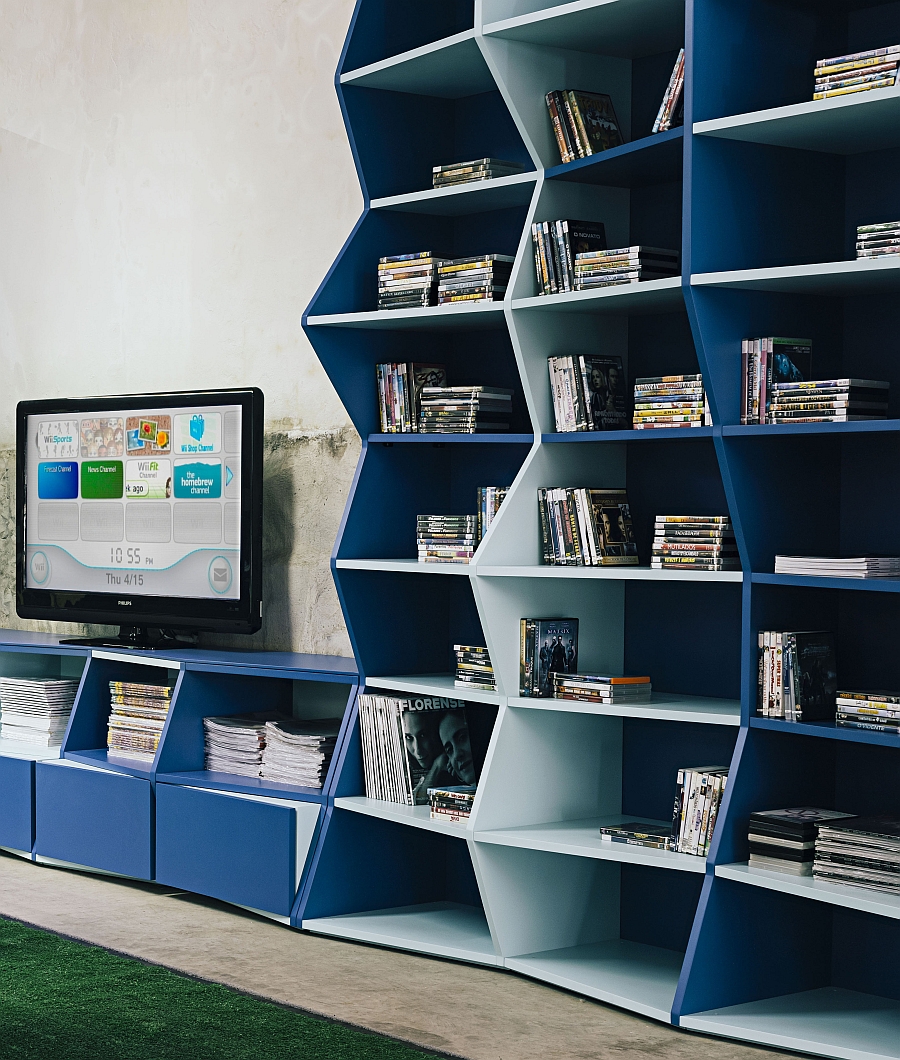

left=370, top=433, right=534, bottom=445
left=753, top=573, right=900, bottom=594
left=723, top=421, right=900, bottom=438
left=546, top=128, right=684, bottom=189
left=750, top=715, right=900, bottom=750
left=543, top=427, right=714, bottom=443
left=157, top=770, right=327, bottom=804
left=0, top=757, right=35, bottom=853
left=341, top=0, right=474, bottom=74
left=64, top=749, right=155, bottom=781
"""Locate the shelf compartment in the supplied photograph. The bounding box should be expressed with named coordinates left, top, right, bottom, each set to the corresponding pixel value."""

left=336, top=558, right=473, bottom=575
left=340, top=2, right=475, bottom=76
left=724, top=421, right=900, bottom=438
left=340, top=32, right=494, bottom=97
left=691, top=258, right=900, bottom=296
left=371, top=172, right=538, bottom=215
left=304, top=901, right=500, bottom=965
left=364, top=673, right=501, bottom=705
left=369, top=433, right=534, bottom=444
left=335, top=796, right=472, bottom=836
left=306, top=303, right=507, bottom=330
left=477, top=564, right=742, bottom=581
left=753, top=573, right=900, bottom=594
left=155, top=770, right=327, bottom=803
left=63, top=748, right=155, bottom=781
left=512, top=277, right=683, bottom=314
left=681, top=986, right=900, bottom=1059
left=545, top=128, right=684, bottom=189
left=508, top=691, right=740, bottom=726
left=544, top=426, right=713, bottom=443
left=751, top=715, right=900, bottom=750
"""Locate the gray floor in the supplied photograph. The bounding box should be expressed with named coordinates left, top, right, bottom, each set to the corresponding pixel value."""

left=0, top=851, right=794, bottom=1060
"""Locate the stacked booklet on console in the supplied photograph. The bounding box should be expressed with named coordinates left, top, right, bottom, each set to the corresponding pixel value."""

left=107, top=681, right=173, bottom=766
left=203, top=712, right=278, bottom=777
left=0, top=677, right=80, bottom=747
left=774, top=556, right=900, bottom=578
left=260, top=718, right=341, bottom=788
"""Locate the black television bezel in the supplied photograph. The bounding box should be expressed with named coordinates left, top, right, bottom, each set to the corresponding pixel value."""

left=16, top=388, right=264, bottom=635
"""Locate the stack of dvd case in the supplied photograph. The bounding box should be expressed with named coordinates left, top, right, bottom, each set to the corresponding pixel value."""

left=858, top=221, right=900, bottom=259
left=417, top=514, right=477, bottom=564
left=670, top=765, right=729, bottom=856
left=814, top=816, right=900, bottom=894
left=531, top=219, right=607, bottom=294
left=432, top=158, right=524, bottom=188
left=652, top=49, right=685, bottom=132
left=106, top=680, right=173, bottom=766
left=835, top=690, right=900, bottom=733
left=376, top=362, right=447, bottom=432
left=377, top=252, right=442, bottom=311
left=813, top=45, right=899, bottom=100
left=757, top=630, right=837, bottom=721
left=548, top=354, right=628, bottom=432
left=259, top=718, right=341, bottom=788
left=651, top=515, right=738, bottom=571
left=632, top=374, right=711, bottom=430
left=454, top=645, right=495, bottom=691
left=774, top=555, right=900, bottom=578
left=419, top=386, right=512, bottom=432
left=748, top=808, right=854, bottom=875
left=545, top=90, right=623, bottom=164
left=437, top=255, right=513, bottom=304
left=553, top=673, right=651, bottom=704
left=599, top=821, right=673, bottom=850
left=573, top=246, right=679, bottom=290
left=539, top=487, right=638, bottom=567
left=477, top=486, right=507, bottom=542
left=0, top=677, right=79, bottom=746
left=428, top=785, right=476, bottom=822
left=769, top=379, right=889, bottom=423
left=519, top=617, right=579, bottom=697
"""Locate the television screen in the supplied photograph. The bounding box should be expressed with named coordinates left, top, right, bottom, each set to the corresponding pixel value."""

left=17, top=389, right=263, bottom=637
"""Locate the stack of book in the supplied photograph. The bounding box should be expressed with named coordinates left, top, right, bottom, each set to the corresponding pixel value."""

left=836, top=690, right=900, bottom=734
left=428, top=785, right=476, bottom=823
left=652, top=49, right=685, bottom=132
left=671, top=766, right=729, bottom=856
left=419, top=385, right=512, bottom=433
left=454, top=645, right=495, bottom=691
left=377, top=252, right=441, bottom=311
left=774, top=556, right=900, bottom=578
left=106, top=680, right=173, bottom=766
left=432, top=158, right=524, bottom=188
left=531, top=219, right=606, bottom=295
left=814, top=816, right=900, bottom=894
left=538, top=487, right=638, bottom=567
left=548, top=354, right=628, bottom=432
left=748, top=808, right=855, bottom=875
left=417, top=514, right=477, bottom=564
left=437, top=255, right=513, bottom=305
left=376, top=362, right=446, bottom=433
left=203, top=712, right=276, bottom=776
left=857, top=221, right=900, bottom=260
left=769, top=379, right=889, bottom=424
left=553, top=673, right=651, bottom=704
left=757, top=630, right=837, bottom=721
left=0, top=677, right=79, bottom=747
left=740, top=337, right=813, bottom=424
left=813, top=46, right=899, bottom=100
left=260, top=718, right=341, bottom=788
left=633, top=373, right=710, bottom=430
left=600, top=821, right=672, bottom=850
left=520, top=618, right=579, bottom=697
left=573, top=246, right=679, bottom=290
left=651, top=515, right=738, bottom=571
left=477, top=486, right=507, bottom=542
left=545, top=90, right=623, bottom=165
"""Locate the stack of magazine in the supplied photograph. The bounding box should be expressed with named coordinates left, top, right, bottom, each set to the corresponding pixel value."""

left=545, top=90, right=623, bottom=164
left=813, top=46, right=899, bottom=100
left=436, top=255, right=513, bottom=305
left=553, top=673, right=650, bottom=704
left=376, top=362, right=446, bottom=433
left=107, top=680, right=173, bottom=766
left=0, top=677, right=79, bottom=747
left=519, top=617, right=578, bottom=697
left=203, top=712, right=275, bottom=776
left=454, top=645, right=495, bottom=691
left=774, top=556, right=900, bottom=578
left=757, top=630, right=837, bottom=721
left=858, top=221, right=900, bottom=260
left=419, top=386, right=512, bottom=433
left=531, top=219, right=606, bottom=294
left=432, top=158, right=524, bottom=188
left=748, top=808, right=854, bottom=875
left=548, top=354, right=628, bottom=432
left=671, top=765, right=729, bottom=856
left=814, top=816, right=900, bottom=893
left=539, top=487, right=638, bottom=567
left=260, top=718, right=341, bottom=788
left=633, top=373, right=710, bottom=430
left=572, top=246, right=679, bottom=290
left=836, top=690, right=900, bottom=733
left=651, top=515, right=738, bottom=571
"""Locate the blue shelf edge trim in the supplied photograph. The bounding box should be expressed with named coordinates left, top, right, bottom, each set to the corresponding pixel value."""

left=369, top=433, right=534, bottom=445
left=751, top=573, right=900, bottom=593
left=542, top=427, right=715, bottom=443
left=156, top=770, right=328, bottom=803
left=750, top=715, right=900, bottom=748
left=722, top=420, right=900, bottom=438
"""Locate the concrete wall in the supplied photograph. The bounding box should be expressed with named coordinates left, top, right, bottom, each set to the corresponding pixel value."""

left=0, top=0, right=363, bottom=654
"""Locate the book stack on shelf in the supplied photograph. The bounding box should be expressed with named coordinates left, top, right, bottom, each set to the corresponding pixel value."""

left=204, top=712, right=276, bottom=776
left=0, top=677, right=79, bottom=747
left=813, top=45, right=899, bottom=101
left=437, top=255, right=513, bottom=305
left=632, top=373, right=710, bottom=430
left=835, top=690, right=900, bottom=734
left=814, top=817, right=900, bottom=894
left=545, top=90, right=623, bottom=165
left=553, top=672, right=651, bottom=705
left=548, top=354, right=628, bottom=432
left=477, top=486, right=507, bottom=542
left=377, top=253, right=442, bottom=311
left=651, top=515, right=738, bottom=571
left=652, top=48, right=685, bottom=133
left=757, top=630, right=837, bottom=722
left=376, top=362, right=446, bottom=433
left=573, top=246, right=680, bottom=291
left=357, top=693, right=478, bottom=805
left=531, top=219, right=606, bottom=295
left=454, top=645, right=495, bottom=692
left=417, top=514, right=477, bottom=564
left=519, top=617, right=578, bottom=698
left=432, top=158, right=524, bottom=189
left=428, top=785, right=476, bottom=823
left=419, top=386, right=512, bottom=433
left=106, top=680, right=172, bottom=766
left=857, top=221, right=900, bottom=260
left=774, top=556, right=900, bottom=578
left=748, top=808, right=854, bottom=876
left=260, top=718, right=341, bottom=788
left=538, top=487, right=638, bottom=567
left=740, top=337, right=812, bottom=424
left=671, top=766, right=729, bottom=856
left=769, top=379, right=889, bottom=424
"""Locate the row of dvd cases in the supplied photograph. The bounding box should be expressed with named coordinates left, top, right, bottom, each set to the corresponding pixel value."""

left=303, top=1, right=900, bottom=1058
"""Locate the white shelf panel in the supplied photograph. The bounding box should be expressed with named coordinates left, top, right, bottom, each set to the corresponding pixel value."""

left=340, top=32, right=495, bottom=98
left=303, top=901, right=501, bottom=966
left=507, top=938, right=682, bottom=1022
left=371, top=172, right=538, bottom=216
left=335, top=558, right=472, bottom=575
left=335, top=797, right=472, bottom=836
left=306, top=302, right=506, bottom=330
left=512, top=277, right=683, bottom=315
left=691, top=258, right=900, bottom=296
left=508, top=691, right=740, bottom=725
left=476, top=814, right=705, bottom=871
left=694, top=89, right=900, bottom=156
left=476, top=564, right=743, bottom=582
left=717, top=863, right=900, bottom=920
left=483, top=0, right=685, bottom=57
left=364, top=673, right=501, bottom=705
left=681, top=987, right=900, bottom=1060
left=0, top=739, right=62, bottom=761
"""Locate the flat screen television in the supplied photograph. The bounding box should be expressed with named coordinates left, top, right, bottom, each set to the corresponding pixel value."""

left=16, top=388, right=264, bottom=647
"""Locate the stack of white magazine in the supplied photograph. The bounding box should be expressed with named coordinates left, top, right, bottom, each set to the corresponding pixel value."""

left=260, top=718, right=341, bottom=788
left=775, top=556, right=900, bottom=579
left=0, top=677, right=79, bottom=747
left=203, top=712, right=281, bottom=777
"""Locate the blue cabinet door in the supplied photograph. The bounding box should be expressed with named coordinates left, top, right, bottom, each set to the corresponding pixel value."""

left=155, top=784, right=320, bottom=916
left=34, top=762, right=152, bottom=879
left=0, top=757, right=34, bottom=853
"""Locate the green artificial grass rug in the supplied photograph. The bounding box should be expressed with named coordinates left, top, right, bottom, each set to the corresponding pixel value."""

left=0, top=916, right=448, bottom=1060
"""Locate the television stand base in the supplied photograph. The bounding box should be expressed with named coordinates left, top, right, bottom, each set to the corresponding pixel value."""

left=59, top=625, right=199, bottom=651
